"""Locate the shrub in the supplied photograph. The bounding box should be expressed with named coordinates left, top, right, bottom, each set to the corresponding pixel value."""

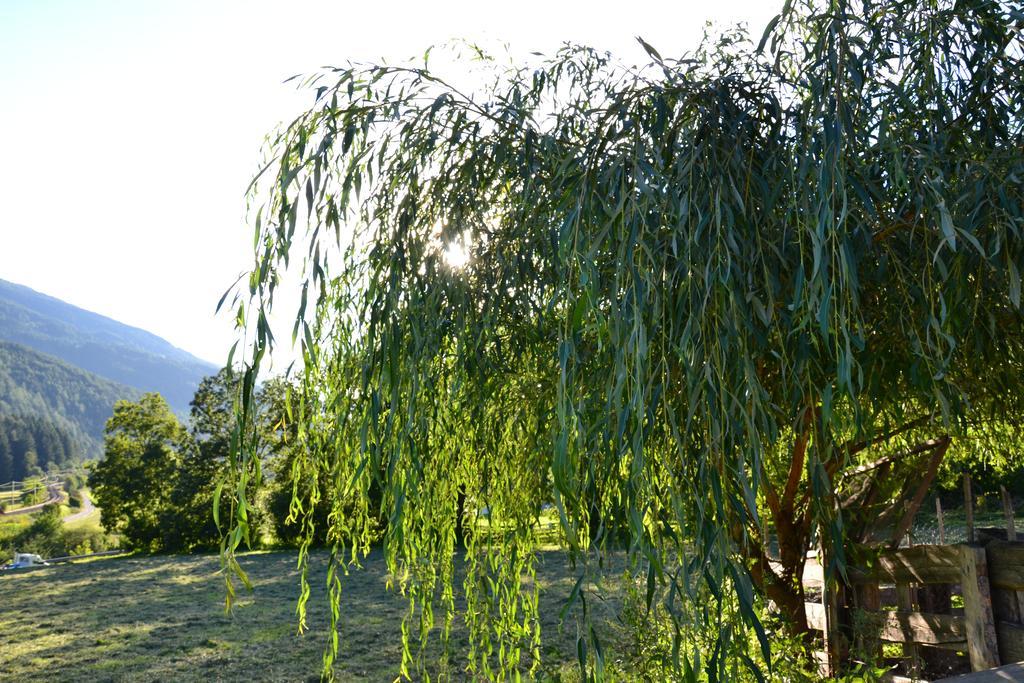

left=62, top=526, right=111, bottom=556
left=11, top=504, right=64, bottom=557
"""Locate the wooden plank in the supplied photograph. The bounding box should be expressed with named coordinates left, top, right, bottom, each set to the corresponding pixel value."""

left=919, top=582, right=959, bottom=674
left=876, top=610, right=967, bottom=645
left=996, top=622, right=1024, bottom=663
left=883, top=674, right=931, bottom=683
left=937, top=497, right=946, bottom=545
left=856, top=582, right=882, bottom=610
left=898, top=582, right=922, bottom=677
left=849, top=545, right=963, bottom=585
left=992, top=588, right=1022, bottom=624
left=920, top=583, right=953, bottom=614
left=817, top=535, right=847, bottom=676
left=803, top=558, right=824, bottom=587
left=811, top=649, right=830, bottom=679
left=854, top=582, right=883, bottom=660
left=986, top=542, right=1024, bottom=591
left=932, top=661, right=1024, bottom=682
left=965, top=475, right=975, bottom=544
left=806, top=601, right=826, bottom=631
left=961, top=545, right=1001, bottom=670
left=890, top=438, right=950, bottom=548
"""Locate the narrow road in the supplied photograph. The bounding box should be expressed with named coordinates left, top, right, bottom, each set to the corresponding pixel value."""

left=63, top=489, right=97, bottom=524
left=1, top=482, right=63, bottom=516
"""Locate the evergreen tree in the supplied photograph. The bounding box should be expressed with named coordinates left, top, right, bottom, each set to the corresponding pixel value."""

left=34, top=419, right=61, bottom=470
left=13, top=431, right=37, bottom=479
left=59, top=428, right=75, bottom=464
left=0, top=430, right=12, bottom=482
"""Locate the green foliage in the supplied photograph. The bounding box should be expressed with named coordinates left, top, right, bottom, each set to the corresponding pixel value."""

left=0, top=428, right=12, bottom=482
left=228, top=0, right=1024, bottom=678
left=165, top=369, right=282, bottom=551
left=163, top=372, right=236, bottom=551
left=89, top=393, right=191, bottom=552
left=61, top=469, right=88, bottom=494
left=265, top=372, right=386, bottom=547
left=20, top=476, right=47, bottom=506
left=937, top=422, right=1024, bottom=498
left=87, top=374, right=292, bottom=553
left=10, top=505, right=63, bottom=557
left=0, top=515, right=33, bottom=563
left=61, top=522, right=113, bottom=557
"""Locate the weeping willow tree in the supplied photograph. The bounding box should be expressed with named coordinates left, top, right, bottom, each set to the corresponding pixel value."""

left=222, top=0, right=1024, bottom=678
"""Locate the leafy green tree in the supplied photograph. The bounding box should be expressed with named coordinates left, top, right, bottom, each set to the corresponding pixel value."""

left=161, top=368, right=316, bottom=552
left=165, top=369, right=281, bottom=551
left=226, top=0, right=1024, bottom=677
left=89, top=394, right=189, bottom=551
left=162, top=373, right=233, bottom=550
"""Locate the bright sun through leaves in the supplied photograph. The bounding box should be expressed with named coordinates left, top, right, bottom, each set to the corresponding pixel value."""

left=443, top=239, right=471, bottom=269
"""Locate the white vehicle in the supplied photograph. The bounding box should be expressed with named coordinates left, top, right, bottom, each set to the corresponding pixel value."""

left=1, top=552, right=49, bottom=570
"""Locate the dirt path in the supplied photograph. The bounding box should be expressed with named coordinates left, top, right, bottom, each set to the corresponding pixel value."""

left=63, top=489, right=96, bottom=524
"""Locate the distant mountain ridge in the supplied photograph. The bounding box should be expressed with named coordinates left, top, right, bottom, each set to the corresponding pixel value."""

left=0, top=278, right=218, bottom=414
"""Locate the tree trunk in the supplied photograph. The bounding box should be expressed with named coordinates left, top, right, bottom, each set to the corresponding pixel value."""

left=454, top=485, right=467, bottom=549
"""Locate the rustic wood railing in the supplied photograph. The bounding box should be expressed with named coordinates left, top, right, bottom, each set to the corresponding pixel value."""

left=802, top=542, right=1024, bottom=680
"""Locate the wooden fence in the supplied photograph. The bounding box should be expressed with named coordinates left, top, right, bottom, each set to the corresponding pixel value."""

left=803, top=541, right=1024, bottom=680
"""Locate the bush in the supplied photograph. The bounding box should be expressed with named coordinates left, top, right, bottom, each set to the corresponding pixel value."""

left=61, top=471, right=87, bottom=492
left=62, top=526, right=111, bottom=556
left=11, top=504, right=64, bottom=557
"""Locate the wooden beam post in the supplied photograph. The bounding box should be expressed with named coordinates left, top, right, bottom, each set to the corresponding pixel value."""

left=960, top=545, right=1000, bottom=671
left=819, top=534, right=846, bottom=676
left=889, top=437, right=950, bottom=548
left=853, top=581, right=882, bottom=662
left=896, top=581, right=921, bottom=678
left=1001, top=485, right=1016, bottom=543
left=964, top=474, right=975, bottom=544
left=937, top=497, right=946, bottom=545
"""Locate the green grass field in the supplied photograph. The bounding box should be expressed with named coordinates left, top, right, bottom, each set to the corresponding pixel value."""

left=0, top=550, right=626, bottom=682
left=0, top=513, right=33, bottom=543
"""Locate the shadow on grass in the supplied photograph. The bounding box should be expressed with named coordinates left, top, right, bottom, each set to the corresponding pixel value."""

left=0, top=549, right=627, bottom=682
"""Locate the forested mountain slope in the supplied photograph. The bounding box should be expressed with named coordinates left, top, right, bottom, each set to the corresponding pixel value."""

left=0, top=413, right=80, bottom=481
left=0, top=278, right=217, bottom=413
left=0, top=341, right=140, bottom=461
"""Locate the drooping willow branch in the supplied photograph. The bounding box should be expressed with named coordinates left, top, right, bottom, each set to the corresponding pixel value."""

left=221, top=0, right=1024, bottom=678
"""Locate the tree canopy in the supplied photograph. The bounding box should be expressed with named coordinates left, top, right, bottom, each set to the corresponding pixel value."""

left=89, top=376, right=290, bottom=553
left=224, top=0, right=1024, bottom=678
left=90, top=394, right=191, bottom=551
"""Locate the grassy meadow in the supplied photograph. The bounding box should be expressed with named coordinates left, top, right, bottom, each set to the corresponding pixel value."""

left=0, top=550, right=628, bottom=682
left=0, top=513, right=32, bottom=546
left=1, top=499, right=1009, bottom=681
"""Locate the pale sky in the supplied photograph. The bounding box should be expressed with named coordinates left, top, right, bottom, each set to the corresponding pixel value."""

left=0, top=0, right=775, bottom=367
